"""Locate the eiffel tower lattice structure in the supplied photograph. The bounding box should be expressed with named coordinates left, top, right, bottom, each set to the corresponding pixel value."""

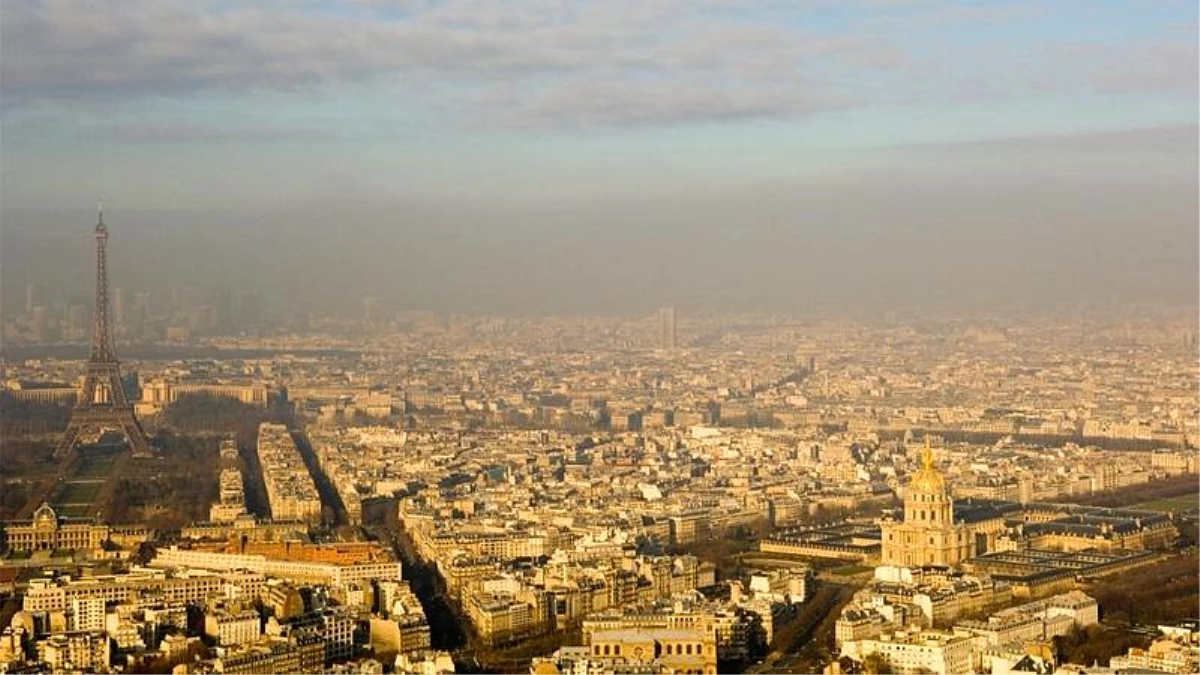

left=55, top=207, right=152, bottom=458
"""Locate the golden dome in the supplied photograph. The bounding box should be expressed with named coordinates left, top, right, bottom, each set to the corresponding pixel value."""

left=909, top=442, right=947, bottom=494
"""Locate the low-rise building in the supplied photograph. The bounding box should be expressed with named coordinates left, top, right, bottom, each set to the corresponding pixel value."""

left=841, top=629, right=976, bottom=675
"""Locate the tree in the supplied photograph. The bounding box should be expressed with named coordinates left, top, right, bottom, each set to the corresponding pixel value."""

left=162, top=393, right=263, bottom=434
left=862, top=653, right=893, bottom=675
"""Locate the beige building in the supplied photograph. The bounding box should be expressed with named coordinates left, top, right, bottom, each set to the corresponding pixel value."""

left=1110, top=639, right=1200, bottom=674
left=205, top=605, right=262, bottom=646
left=464, top=593, right=541, bottom=645
left=255, top=423, right=322, bottom=523
left=3, top=383, right=78, bottom=404
left=151, top=546, right=402, bottom=586
left=842, top=629, right=975, bottom=675
left=36, top=631, right=111, bottom=671
left=136, top=379, right=269, bottom=415
left=591, top=627, right=717, bottom=675
left=880, top=446, right=974, bottom=567
left=0, top=503, right=111, bottom=552
left=533, top=626, right=718, bottom=675
left=69, top=597, right=106, bottom=632
left=182, top=636, right=325, bottom=674
left=24, top=568, right=264, bottom=614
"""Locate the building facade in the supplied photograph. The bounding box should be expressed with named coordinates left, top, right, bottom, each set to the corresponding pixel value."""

left=0, top=503, right=111, bottom=552
left=880, top=446, right=974, bottom=567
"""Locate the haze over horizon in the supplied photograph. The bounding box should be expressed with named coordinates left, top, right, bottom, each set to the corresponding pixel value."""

left=2, top=0, right=1197, bottom=317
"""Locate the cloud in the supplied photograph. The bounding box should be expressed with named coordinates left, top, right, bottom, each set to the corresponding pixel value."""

left=0, top=0, right=890, bottom=126
left=475, top=78, right=857, bottom=128
left=1, top=0, right=1194, bottom=130
left=1054, top=42, right=1200, bottom=96
left=894, top=124, right=1200, bottom=153
left=94, top=122, right=341, bottom=143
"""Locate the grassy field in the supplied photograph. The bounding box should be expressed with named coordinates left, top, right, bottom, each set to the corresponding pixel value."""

left=53, top=504, right=92, bottom=518
left=1135, top=494, right=1198, bottom=512
left=73, top=453, right=118, bottom=478
left=52, top=481, right=103, bottom=505
left=49, top=480, right=105, bottom=518
left=21, top=448, right=126, bottom=521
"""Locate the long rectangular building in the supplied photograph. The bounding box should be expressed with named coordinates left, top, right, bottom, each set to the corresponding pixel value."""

left=151, top=546, right=402, bottom=586
left=23, top=568, right=266, bottom=613
left=255, top=423, right=322, bottom=523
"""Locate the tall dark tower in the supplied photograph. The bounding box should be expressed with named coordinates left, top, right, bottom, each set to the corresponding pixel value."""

left=56, top=207, right=152, bottom=458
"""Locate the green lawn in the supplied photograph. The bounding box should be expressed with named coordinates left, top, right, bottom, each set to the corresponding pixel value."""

left=52, top=481, right=102, bottom=505
left=55, top=505, right=92, bottom=518
left=73, top=453, right=118, bottom=478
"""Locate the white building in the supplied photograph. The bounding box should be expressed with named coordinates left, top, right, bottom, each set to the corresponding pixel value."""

left=69, top=597, right=106, bottom=633
left=841, top=629, right=976, bottom=675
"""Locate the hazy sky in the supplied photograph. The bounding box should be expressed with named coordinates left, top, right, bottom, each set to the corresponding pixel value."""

left=1, top=0, right=1197, bottom=315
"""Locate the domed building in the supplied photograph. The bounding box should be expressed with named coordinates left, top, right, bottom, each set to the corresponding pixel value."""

left=880, top=444, right=975, bottom=567
left=0, top=503, right=110, bottom=552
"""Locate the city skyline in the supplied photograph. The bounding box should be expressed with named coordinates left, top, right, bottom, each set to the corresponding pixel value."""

left=0, top=3, right=1197, bottom=674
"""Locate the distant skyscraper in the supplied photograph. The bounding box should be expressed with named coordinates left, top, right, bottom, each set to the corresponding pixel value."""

left=215, top=287, right=233, bottom=333
left=233, top=291, right=261, bottom=328
left=660, top=306, right=677, bottom=351
left=25, top=283, right=40, bottom=315
left=192, top=305, right=218, bottom=334
left=31, top=305, right=48, bottom=342
left=131, top=291, right=152, bottom=334
left=68, top=304, right=89, bottom=341
left=364, top=296, right=378, bottom=324
left=172, top=285, right=199, bottom=314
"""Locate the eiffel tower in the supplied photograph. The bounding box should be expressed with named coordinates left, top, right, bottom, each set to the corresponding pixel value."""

left=55, top=206, right=152, bottom=458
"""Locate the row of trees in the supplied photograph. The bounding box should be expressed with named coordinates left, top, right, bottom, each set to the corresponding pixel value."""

left=108, top=433, right=220, bottom=528
left=162, top=393, right=265, bottom=434
left=1063, top=473, right=1199, bottom=509
left=0, top=394, right=70, bottom=439
left=1087, top=552, right=1200, bottom=626
left=1052, top=624, right=1151, bottom=668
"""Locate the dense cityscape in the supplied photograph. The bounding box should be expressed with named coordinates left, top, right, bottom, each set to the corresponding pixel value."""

left=3, top=1, right=1197, bottom=674
left=0, top=210, right=1195, bottom=674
